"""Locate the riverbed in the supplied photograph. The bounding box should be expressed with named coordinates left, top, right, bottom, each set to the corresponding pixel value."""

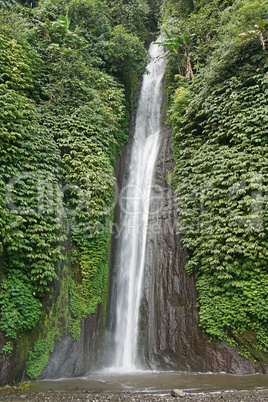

left=1, top=389, right=268, bottom=401
left=1, top=371, right=268, bottom=400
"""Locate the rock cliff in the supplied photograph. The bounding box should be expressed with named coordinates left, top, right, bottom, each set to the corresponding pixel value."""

left=137, top=124, right=268, bottom=374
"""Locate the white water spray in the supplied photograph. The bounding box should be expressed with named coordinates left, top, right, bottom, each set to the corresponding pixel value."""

left=109, top=39, right=166, bottom=372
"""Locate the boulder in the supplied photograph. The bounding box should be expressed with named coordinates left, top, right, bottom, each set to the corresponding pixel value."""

left=171, top=389, right=185, bottom=397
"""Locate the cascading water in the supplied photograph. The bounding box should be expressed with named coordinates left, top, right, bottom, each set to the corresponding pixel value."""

left=107, top=39, right=166, bottom=372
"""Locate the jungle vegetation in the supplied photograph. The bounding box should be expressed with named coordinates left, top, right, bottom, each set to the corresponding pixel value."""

left=0, top=0, right=160, bottom=378
left=161, top=0, right=268, bottom=360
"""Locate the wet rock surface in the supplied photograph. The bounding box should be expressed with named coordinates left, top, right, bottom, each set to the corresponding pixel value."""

left=138, top=125, right=268, bottom=374
left=40, top=304, right=103, bottom=379
left=1, top=390, right=268, bottom=401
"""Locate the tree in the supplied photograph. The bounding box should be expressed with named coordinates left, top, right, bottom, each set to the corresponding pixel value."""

left=155, top=28, right=195, bottom=79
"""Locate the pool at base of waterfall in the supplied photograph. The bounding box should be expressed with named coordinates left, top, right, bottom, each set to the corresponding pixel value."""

left=29, top=371, right=268, bottom=395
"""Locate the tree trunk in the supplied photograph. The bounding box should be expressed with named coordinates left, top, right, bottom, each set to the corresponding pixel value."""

left=185, top=50, right=194, bottom=80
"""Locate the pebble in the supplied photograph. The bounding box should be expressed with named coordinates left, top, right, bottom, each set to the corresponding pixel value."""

left=0, top=390, right=268, bottom=401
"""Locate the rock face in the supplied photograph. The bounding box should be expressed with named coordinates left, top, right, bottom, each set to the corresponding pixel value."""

left=0, top=338, right=15, bottom=386
left=40, top=304, right=103, bottom=379
left=136, top=125, right=268, bottom=374
left=0, top=301, right=103, bottom=385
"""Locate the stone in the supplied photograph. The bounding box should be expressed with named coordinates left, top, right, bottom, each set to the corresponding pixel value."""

left=171, top=389, right=185, bottom=397
left=75, top=386, right=86, bottom=392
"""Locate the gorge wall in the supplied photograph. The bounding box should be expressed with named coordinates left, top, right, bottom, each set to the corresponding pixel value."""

left=41, top=85, right=268, bottom=379
left=1, top=78, right=267, bottom=388
left=0, top=260, right=105, bottom=384
left=137, top=123, right=268, bottom=374
left=40, top=305, right=103, bottom=379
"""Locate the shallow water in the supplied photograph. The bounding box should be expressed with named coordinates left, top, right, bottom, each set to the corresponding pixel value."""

left=30, top=371, right=268, bottom=395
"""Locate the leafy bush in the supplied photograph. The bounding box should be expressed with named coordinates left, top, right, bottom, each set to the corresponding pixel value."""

left=0, top=272, right=41, bottom=338
left=1, top=341, right=13, bottom=355
left=104, top=24, right=147, bottom=106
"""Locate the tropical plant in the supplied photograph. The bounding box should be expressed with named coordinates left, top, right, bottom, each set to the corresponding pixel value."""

left=155, top=27, right=195, bottom=79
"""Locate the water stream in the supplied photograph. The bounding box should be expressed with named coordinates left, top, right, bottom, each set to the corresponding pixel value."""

left=107, top=39, right=166, bottom=371
left=31, top=372, right=268, bottom=395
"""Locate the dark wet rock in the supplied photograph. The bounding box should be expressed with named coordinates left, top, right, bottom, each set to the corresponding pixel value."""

left=137, top=124, right=268, bottom=374
left=0, top=333, right=17, bottom=386
left=40, top=304, right=103, bottom=379
left=76, top=387, right=87, bottom=392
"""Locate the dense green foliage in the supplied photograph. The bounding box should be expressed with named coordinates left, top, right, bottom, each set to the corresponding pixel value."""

left=0, top=14, right=66, bottom=344
left=1, top=0, right=267, bottom=377
left=0, top=271, right=41, bottom=338
left=0, top=0, right=157, bottom=371
left=26, top=328, right=57, bottom=378
left=162, top=0, right=268, bottom=359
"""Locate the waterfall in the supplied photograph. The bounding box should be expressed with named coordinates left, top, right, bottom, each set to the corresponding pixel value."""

left=107, top=39, right=166, bottom=372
